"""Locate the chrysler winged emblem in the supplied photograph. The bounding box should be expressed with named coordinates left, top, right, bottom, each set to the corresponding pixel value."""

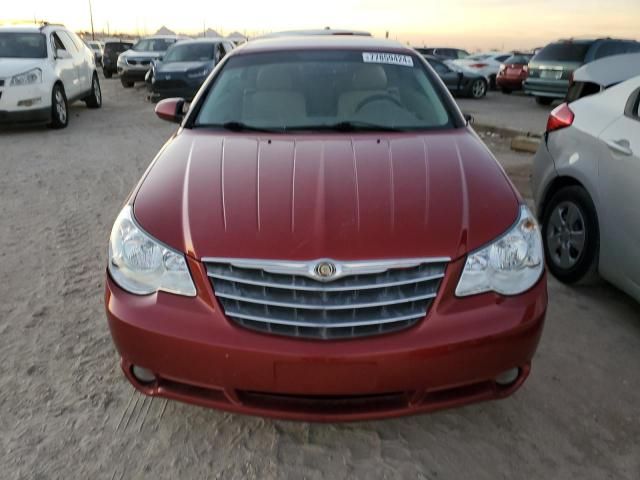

left=314, top=261, right=337, bottom=280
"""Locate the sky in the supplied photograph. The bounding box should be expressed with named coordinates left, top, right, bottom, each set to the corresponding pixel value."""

left=2, top=0, right=639, bottom=50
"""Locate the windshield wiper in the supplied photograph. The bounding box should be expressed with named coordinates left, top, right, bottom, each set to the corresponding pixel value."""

left=292, top=121, right=407, bottom=132
left=195, top=121, right=284, bottom=133
left=195, top=121, right=407, bottom=133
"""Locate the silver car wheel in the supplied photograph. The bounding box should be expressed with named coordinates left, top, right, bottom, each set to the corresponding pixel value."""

left=55, top=90, right=67, bottom=124
left=546, top=201, right=586, bottom=269
left=472, top=80, right=486, bottom=98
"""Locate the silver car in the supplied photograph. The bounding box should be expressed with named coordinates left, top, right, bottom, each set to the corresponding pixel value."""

left=532, top=75, right=640, bottom=301
left=117, top=35, right=187, bottom=88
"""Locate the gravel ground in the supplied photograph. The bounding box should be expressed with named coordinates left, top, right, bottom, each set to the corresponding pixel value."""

left=457, top=91, right=560, bottom=135
left=1, top=75, right=639, bottom=480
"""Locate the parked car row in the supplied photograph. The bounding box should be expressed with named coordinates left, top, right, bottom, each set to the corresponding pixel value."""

left=420, top=37, right=640, bottom=106
left=98, top=34, right=235, bottom=102
left=525, top=38, right=640, bottom=104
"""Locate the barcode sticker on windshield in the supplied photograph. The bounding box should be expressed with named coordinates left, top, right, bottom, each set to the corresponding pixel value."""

left=363, top=52, right=414, bottom=67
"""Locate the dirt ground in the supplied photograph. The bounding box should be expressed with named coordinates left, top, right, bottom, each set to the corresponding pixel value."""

left=457, top=90, right=557, bottom=136
left=1, top=75, right=639, bottom=480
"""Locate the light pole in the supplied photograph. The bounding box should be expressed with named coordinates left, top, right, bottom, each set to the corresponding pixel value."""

left=88, top=0, right=95, bottom=40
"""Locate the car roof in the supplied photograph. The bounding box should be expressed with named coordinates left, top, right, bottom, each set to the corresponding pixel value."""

left=142, top=35, right=188, bottom=40
left=236, top=36, right=408, bottom=54
left=0, top=24, right=50, bottom=33
left=573, top=52, right=640, bottom=87
left=255, top=29, right=371, bottom=40
left=103, top=38, right=135, bottom=44
left=172, top=37, right=227, bottom=45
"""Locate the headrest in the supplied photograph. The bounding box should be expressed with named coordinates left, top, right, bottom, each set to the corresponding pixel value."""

left=352, top=65, right=388, bottom=90
left=256, top=65, right=293, bottom=90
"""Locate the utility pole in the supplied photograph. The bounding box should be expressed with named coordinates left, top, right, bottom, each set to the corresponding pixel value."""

left=88, top=0, right=95, bottom=40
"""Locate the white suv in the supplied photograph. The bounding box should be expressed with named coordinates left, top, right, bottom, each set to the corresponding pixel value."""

left=0, top=24, right=102, bottom=128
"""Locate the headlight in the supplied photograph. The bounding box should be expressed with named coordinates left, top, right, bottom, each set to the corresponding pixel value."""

left=108, top=206, right=196, bottom=297
left=117, top=55, right=127, bottom=66
left=10, top=68, right=42, bottom=86
left=187, top=68, right=209, bottom=79
left=456, top=205, right=543, bottom=297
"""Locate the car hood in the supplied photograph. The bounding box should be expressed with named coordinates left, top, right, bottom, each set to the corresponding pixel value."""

left=157, top=61, right=213, bottom=73
left=133, top=129, right=520, bottom=261
left=0, top=58, right=44, bottom=77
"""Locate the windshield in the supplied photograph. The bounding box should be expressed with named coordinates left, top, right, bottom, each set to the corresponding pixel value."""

left=132, top=38, right=176, bottom=52
left=89, top=43, right=101, bottom=51
left=163, top=43, right=215, bottom=63
left=534, top=42, right=590, bottom=62
left=194, top=50, right=453, bottom=131
left=0, top=32, right=47, bottom=59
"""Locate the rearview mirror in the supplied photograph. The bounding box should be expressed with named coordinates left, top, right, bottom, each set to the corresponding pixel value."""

left=155, top=98, right=185, bottom=123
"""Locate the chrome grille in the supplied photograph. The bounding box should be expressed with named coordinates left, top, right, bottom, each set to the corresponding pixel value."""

left=205, top=258, right=448, bottom=340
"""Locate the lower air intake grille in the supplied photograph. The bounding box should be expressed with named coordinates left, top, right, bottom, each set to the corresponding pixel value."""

left=205, top=258, right=448, bottom=340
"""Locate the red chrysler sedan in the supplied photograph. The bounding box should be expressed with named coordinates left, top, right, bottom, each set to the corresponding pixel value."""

left=105, top=36, right=547, bottom=422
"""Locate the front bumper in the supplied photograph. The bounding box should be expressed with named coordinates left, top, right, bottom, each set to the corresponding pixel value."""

left=0, top=83, right=51, bottom=124
left=0, top=107, right=50, bottom=124
left=118, top=67, right=149, bottom=82
left=151, top=81, right=200, bottom=101
left=105, top=257, right=547, bottom=421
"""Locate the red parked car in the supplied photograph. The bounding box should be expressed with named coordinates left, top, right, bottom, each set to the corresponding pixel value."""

left=497, top=53, right=533, bottom=93
left=105, top=37, right=547, bottom=421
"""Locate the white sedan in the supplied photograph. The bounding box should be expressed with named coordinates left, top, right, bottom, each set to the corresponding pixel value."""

left=452, top=52, right=511, bottom=89
left=532, top=74, right=640, bottom=301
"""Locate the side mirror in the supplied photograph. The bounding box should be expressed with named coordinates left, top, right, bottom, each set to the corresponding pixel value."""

left=56, top=49, right=71, bottom=60
left=463, top=113, right=474, bottom=126
left=155, top=98, right=185, bottom=123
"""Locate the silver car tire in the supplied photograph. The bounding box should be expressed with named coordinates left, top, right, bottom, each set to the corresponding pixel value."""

left=48, top=84, right=68, bottom=129
left=542, top=186, right=599, bottom=284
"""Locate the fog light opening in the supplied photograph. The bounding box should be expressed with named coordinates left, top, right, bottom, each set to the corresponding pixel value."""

left=131, top=365, right=157, bottom=385
left=17, top=97, right=42, bottom=107
left=495, top=368, right=520, bottom=387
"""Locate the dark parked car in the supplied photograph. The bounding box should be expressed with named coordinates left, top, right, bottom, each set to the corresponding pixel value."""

left=149, top=38, right=234, bottom=100
left=524, top=38, right=640, bottom=105
left=415, top=47, right=469, bottom=60
left=424, top=55, right=487, bottom=98
left=496, top=53, right=532, bottom=93
left=102, top=40, right=134, bottom=78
